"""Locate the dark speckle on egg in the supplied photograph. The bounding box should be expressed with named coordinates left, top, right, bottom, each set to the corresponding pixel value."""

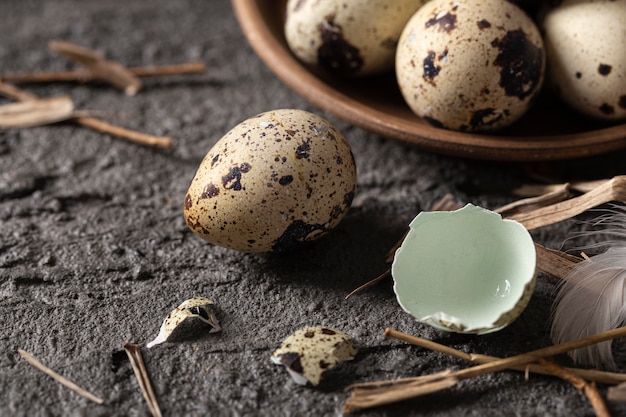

left=423, top=116, right=444, bottom=128
left=271, top=220, right=326, bottom=252
left=425, top=11, right=457, bottom=33
left=296, top=140, right=311, bottom=159
left=423, top=51, right=441, bottom=86
left=279, top=352, right=304, bottom=373
left=598, top=64, right=612, bottom=76
left=201, top=183, right=220, bottom=198
left=317, top=14, right=363, bottom=75
left=599, top=103, right=615, bottom=115
left=492, top=29, right=543, bottom=100
left=470, top=108, right=504, bottom=129
left=477, top=19, right=491, bottom=30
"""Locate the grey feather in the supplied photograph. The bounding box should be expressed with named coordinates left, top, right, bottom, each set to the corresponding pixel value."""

left=550, top=206, right=626, bottom=370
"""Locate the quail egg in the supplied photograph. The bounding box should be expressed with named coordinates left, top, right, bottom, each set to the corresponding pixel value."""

left=184, top=109, right=357, bottom=253
left=392, top=204, right=536, bottom=334
left=395, top=0, right=545, bottom=131
left=271, top=325, right=358, bottom=386
left=284, top=0, right=429, bottom=77
left=540, top=0, right=626, bottom=120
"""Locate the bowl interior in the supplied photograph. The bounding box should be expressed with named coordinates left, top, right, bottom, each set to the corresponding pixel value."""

left=232, top=0, right=626, bottom=161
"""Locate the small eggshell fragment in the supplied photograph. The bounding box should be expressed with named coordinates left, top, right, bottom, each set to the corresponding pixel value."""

left=395, top=0, right=545, bottom=131
left=284, top=0, right=429, bottom=77
left=146, top=297, right=221, bottom=348
left=271, top=326, right=358, bottom=386
left=184, top=109, right=356, bottom=253
left=540, top=0, right=626, bottom=120
left=392, top=204, right=536, bottom=334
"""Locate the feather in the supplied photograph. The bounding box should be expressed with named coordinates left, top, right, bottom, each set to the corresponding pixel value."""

left=551, top=205, right=626, bottom=370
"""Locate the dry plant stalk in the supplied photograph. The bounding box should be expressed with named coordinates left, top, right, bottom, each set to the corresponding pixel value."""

left=538, top=358, right=611, bottom=417
left=74, top=117, right=172, bottom=148
left=343, top=326, right=626, bottom=413
left=509, top=176, right=626, bottom=230
left=48, top=40, right=141, bottom=96
left=1, top=62, right=206, bottom=84
left=123, top=343, right=163, bottom=417
left=495, top=183, right=573, bottom=217
left=607, top=381, right=626, bottom=402
left=514, top=179, right=612, bottom=197
left=534, top=243, right=581, bottom=279
left=0, top=96, right=74, bottom=128
left=0, top=81, right=173, bottom=147
left=0, top=81, right=38, bottom=101
left=18, top=349, right=104, bottom=405
left=382, top=329, right=626, bottom=385
left=0, top=40, right=206, bottom=95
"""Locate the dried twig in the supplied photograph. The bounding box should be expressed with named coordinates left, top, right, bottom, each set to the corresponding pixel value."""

left=495, top=183, right=573, bottom=217
left=345, top=269, right=390, bottom=300
left=0, top=81, right=38, bottom=101
left=509, top=176, right=626, bottom=230
left=48, top=40, right=141, bottom=96
left=0, top=96, right=74, bottom=128
left=0, top=81, right=173, bottom=147
left=539, top=358, right=611, bottom=417
left=344, top=326, right=626, bottom=412
left=381, top=329, right=626, bottom=385
left=534, top=243, right=582, bottom=279
left=0, top=41, right=206, bottom=96
left=74, top=117, right=172, bottom=148
left=123, top=343, right=163, bottom=417
left=514, top=179, right=611, bottom=197
left=18, top=349, right=104, bottom=405
left=1, top=62, right=206, bottom=84
left=607, top=381, right=626, bottom=402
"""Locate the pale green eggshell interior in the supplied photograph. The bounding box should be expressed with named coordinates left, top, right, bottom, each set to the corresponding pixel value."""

left=392, top=204, right=536, bottom=334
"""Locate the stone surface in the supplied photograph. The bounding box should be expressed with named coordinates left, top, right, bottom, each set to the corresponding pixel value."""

left=2, top=1, right=626, bottom=416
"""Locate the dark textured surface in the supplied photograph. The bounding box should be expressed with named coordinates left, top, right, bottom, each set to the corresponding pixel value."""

left=2, top=1, right=626, bottom=416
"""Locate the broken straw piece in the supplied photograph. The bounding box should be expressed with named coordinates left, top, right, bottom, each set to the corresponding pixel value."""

left=0, top=96, right=74, bottom=128
left=146, top=297, right=221, bottom=348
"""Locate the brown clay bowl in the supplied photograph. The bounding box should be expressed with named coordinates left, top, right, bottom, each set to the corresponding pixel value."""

left=231, top=0, right=626, bottom=161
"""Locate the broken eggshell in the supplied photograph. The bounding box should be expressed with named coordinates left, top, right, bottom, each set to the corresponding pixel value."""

left=271, top=326, right=357, bottom=386
left=146, top=297, right=221, bottom=348
left=392, top=204, right=536, bottom=334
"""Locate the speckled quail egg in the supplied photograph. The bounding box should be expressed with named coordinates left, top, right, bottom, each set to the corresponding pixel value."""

left=392, top=204, right=536, bottom=334
left=395, top=0, right=545, bottom=131
left=271, top=325, right=358, bottom=386
left=540, top=0, right=626, bottom=120
left=284, top=0, right=429, bottom=77
left=184, top=109, right=357, bottom=253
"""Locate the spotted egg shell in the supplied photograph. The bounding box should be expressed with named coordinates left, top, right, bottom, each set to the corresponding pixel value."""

left=270, top=325, right=358, bottom=386
left=395, top=0, right=545, bottom=131
left=284, top=0, right=429, bottom=77
left=184, top=109, right=357, bottom=253
left=540, top=0, right=626, bottom=120
left=146, top=297, right=221, bottom=348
